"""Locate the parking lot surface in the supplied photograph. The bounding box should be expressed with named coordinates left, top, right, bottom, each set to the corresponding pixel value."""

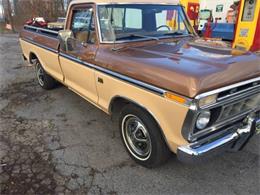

left=0, top=34, right=259, bottom=195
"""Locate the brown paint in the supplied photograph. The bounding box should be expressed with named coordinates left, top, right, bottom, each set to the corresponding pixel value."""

left=94, top=39, right=260, bottom=98
left=20, top=30, right=59, bottom=51
left=20, top=2, right=260, bottom=99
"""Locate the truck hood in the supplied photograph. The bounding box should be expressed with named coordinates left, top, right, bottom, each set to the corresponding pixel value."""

left=96, top=39, right=260, bottom=98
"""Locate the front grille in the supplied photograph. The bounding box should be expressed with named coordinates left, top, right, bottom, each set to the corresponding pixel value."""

left=217, top=80, right=260, bottom=100
left=218, top=94, right=260, bottom=121
left=187, top=79, right=260, bottom=142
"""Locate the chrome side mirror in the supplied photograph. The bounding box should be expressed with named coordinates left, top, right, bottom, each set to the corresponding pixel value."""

left=58, top=30, right=74, bottom=51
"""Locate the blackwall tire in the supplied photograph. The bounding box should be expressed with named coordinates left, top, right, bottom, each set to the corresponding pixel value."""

left=35, top=60, right=56, bottom=90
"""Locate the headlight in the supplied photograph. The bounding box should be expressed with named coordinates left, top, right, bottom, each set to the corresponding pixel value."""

left=196, top=111, right=211, bottom=130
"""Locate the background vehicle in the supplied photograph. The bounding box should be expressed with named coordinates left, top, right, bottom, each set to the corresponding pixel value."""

left=25, top=17, right=47, bottom=28
left=48, top=17, right=66, bottom=30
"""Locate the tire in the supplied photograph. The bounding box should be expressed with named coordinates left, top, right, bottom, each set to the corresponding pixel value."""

left=119, top=104, right=171, bottom=168
left=35, top=60, right=56, bottom=90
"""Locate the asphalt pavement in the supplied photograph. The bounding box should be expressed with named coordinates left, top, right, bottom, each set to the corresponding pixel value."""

left=0, top=34, right=259, bottom=195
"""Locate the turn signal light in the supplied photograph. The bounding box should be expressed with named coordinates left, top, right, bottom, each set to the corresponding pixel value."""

left=164, top=92, right=187, bottom=104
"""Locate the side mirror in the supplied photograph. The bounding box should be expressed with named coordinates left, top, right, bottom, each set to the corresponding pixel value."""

left=58, top=30, right=74, bottom=51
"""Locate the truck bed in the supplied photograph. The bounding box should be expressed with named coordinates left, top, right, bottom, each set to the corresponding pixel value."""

left=21, top=25, right=60, bottom=54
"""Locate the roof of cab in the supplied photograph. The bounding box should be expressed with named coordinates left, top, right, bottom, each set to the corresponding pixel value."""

left=70, top=0, right=180, bottom=6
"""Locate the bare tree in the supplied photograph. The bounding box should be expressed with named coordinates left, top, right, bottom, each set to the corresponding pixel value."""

left=2, top=0, right=15, bottom=32
left=1, top=0, right=70, bottom=31
left=1, top=0, right=5, bottom=20
left=59, top=0, right=65, bottom=14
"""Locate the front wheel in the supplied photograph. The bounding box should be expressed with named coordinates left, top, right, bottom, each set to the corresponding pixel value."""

left=35, top=60, right=56, bottom=90
left=119, top=104, right=171, bottom=168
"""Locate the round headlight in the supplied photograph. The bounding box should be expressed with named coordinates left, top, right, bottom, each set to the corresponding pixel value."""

left=196, top=111, right=211, bottom=130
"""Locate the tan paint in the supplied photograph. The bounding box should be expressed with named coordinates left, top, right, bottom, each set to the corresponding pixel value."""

left=19, top=38, right=189, bottom=153
left=59, top=56, right=98, bottom=103
left=95, top=71, right=189, bottom=152
left=19, top=39, right=64, bottom=83
left=19, top=39, right=31, bottom=61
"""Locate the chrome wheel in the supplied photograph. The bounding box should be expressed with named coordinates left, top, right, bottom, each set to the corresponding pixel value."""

left=36, top=63, right=45, bottom=87
left=121, top=114, right=152, bottom=161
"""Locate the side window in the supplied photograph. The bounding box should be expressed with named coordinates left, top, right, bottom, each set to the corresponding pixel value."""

left=71, top=7, right=96, bottom=44
left=125, top=8, right=142, bottom=29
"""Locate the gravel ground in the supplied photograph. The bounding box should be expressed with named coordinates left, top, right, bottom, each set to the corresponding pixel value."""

left=0, top=34, right=259, bottom=195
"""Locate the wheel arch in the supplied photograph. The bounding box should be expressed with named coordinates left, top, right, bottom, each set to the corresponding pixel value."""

left=29, top=52, right=39, bottom=64
left=109, top=95, right=171, bottom=150
left=29, top=52, right=47, bottom=71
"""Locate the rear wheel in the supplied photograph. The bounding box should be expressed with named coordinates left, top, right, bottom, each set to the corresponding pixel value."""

left=35, top=60, right=56, bottom=90
left=119, top=104, right=171, bottom=168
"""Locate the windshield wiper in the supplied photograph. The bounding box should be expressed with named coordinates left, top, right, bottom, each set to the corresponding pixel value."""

left=116, top=34, right=159, bottom=41
left=162, top=31, right=186, bottom=36
left=112, top=34, right=159, bottom=52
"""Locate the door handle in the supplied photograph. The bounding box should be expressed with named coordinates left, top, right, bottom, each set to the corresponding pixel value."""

left=98, top=77, right=103, bottom=84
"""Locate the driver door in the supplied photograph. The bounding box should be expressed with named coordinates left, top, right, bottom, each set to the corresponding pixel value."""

left=59, top=4, right=98, bottom=104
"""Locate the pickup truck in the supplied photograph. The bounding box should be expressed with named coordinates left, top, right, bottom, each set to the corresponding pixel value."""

left=19, top=0, right=260, bottom=168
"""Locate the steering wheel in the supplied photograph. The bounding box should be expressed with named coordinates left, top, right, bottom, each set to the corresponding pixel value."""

left=156, top=25, right=171, bottom=31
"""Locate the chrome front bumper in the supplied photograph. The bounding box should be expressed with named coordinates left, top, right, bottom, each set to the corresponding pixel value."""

left=177, top=116, right=260, bottom=164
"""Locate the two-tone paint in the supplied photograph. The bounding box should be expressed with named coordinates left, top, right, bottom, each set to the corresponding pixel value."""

left=19, top=0, right=260, bottom=161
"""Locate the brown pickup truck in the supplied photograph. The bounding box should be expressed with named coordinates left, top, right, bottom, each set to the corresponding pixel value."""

left=19, top=0, right=260, bottom=167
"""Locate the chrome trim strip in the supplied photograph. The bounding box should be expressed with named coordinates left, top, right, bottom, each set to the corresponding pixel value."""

left=59, top=52, right=166, bottom=95
left=21, top=35, right=192, bottom=104
left=178, top=133, right=238, bottom=156
left=195, top=77, right=260, bottom=100
left=96, top=4, right=195, bottom=44
left=199, top=87, right=260, bottom=110
left=95, top=4, right=103, bottom=44
left=178, top=115, right=254, bottom=158
left=24, top=25, right=59, bottom=35
left=217, top=84, right=260, bottom=101
left=72, top=2, right=181, bottom=7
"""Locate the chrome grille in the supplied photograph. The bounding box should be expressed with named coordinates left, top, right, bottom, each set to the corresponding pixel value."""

left=218, top=94, right=260, bottom=121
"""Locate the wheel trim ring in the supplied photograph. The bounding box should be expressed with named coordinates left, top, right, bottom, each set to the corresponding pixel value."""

left=121, top=114, right=152, bottom=161
left=36, top=64, right=45, bottom=87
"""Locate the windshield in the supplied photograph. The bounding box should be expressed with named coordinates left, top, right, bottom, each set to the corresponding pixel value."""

left=98, top=4, right=193, bottom=42
left=199, top=10, right=211, bottom=20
